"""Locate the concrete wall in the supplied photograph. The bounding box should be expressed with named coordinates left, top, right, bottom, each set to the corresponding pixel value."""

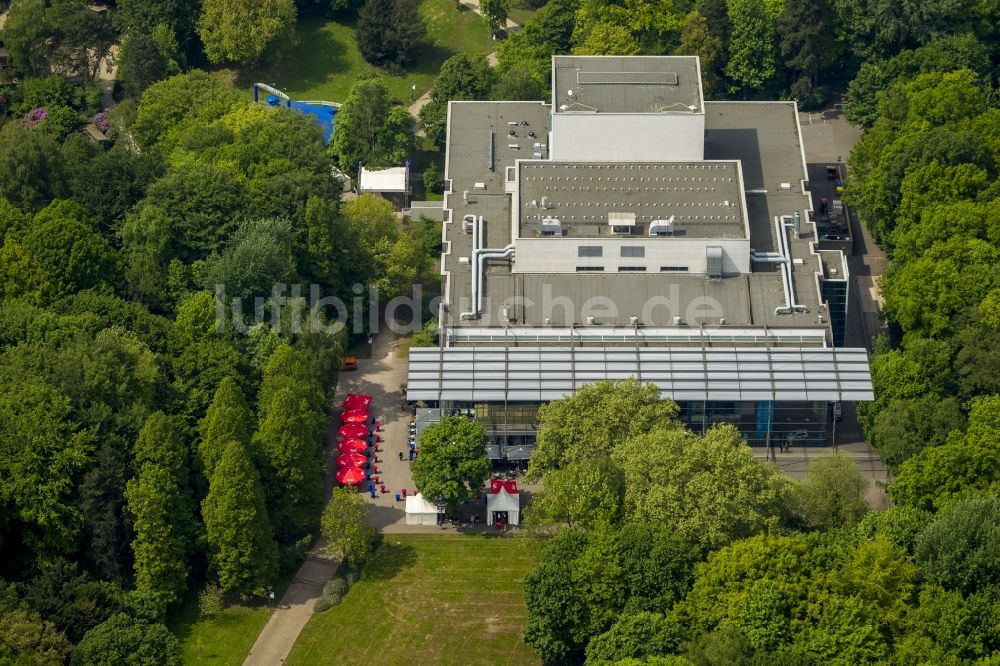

left=512, top=237, right=750, bottom=274
left=550, top=113, right=705, bottom=162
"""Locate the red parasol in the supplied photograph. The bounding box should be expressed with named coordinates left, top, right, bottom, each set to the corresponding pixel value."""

left=338, top=438, right=368, bottom=454
left=342, top=394, right=372, bottom=411
left=336, top=452, right=368, bottom=468
left=339, top=410, right=370, bottom=424
left=339, top=424, right=370, bottom=439
left=335, top=467, right=366, bottom=485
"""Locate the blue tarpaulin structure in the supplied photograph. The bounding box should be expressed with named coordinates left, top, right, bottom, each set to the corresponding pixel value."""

left=254, top=83, right=339, bottom=145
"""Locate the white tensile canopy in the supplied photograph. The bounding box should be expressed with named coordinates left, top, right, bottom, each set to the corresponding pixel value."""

left=486, top=489, right=520, bottom=526
left=405, top=493, right=440, bottom=526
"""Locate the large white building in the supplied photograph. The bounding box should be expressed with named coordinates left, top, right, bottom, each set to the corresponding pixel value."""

left=407, top=55, right=870, bottom=458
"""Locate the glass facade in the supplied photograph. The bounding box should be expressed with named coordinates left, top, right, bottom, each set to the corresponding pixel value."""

left=822, top=279, right=848, bottom=347
left=437, top=399, right=832, bottom=451
left=678, top=400, right=830, bottom=446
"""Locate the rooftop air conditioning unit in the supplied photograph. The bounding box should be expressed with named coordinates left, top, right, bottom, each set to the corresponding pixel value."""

left=539, top=217, right=563, bottom=236
left=649, top=216, right=675, bottom=236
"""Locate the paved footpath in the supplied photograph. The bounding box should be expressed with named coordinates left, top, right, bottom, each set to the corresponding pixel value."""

left=244, top=327, right=414, bottom=664
left=407, top=5, right=521, bottom=120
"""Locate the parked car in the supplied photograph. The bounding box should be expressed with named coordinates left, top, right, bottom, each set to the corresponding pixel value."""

left=341, top=356, right=358, bottom=371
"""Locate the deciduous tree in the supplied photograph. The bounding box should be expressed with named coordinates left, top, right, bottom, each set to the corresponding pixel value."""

left=329, top=79, right=416, bottom=174
left=411, top=417, right=489, bottom=510
left=0, top=123, right=69, bottom=212
left=526, top=457, right=624, bottom=532
left=585, top=612, right=684, bottom=664
left=527, top=379, right=680, bottom=480
left=419, top=55, right=495, bottom=145
left=793, top=452, right=869, bottom=530
left=135, top=411, right=190, bottom=486
left=0, top=0, right=49, bottom=76
left=915, top=495, right=1000, bottom=595
left=481, top=0, right=510, bottom=36
left=0, top=382, right=94, bottom=555
left=523, top=528, right=591, bottom=663
left=613, top=425, right=791, bottom=551
left=197, top=0, right=297, bottom=65
left=71, top=613, right=181, bottom=666
left=491, top=66, right=546, bottom=101
left=725, top=0, right=777, bottom=91
left=201, top=217, right=298, bottom=301
left=320, top=487, right=377, bottom=564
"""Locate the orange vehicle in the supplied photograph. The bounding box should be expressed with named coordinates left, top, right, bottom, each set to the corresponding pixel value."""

left=341, top=356, right=358, bottom=371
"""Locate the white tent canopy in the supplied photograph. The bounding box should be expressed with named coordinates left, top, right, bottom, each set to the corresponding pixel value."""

left=405, top=493, right=441, bottom=526
left=486, top=489, right=520, bottom=526
left=359, top=166, right=408, bottom=193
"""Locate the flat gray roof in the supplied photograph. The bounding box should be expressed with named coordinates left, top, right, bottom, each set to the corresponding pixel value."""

left=471, top=271, right=752, bottom=326
left=553, top=56, right=703, bottom=114
left=441, top=98, right=831, bottom=333
left=407, top=346, right=873, bottom=402
left=517, top=161, right=746, bottom=239
left=446, top=100, right=551, bottom=197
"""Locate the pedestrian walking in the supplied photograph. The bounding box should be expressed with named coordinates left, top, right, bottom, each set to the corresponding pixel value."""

left=399, top=451, right=403, bottom=461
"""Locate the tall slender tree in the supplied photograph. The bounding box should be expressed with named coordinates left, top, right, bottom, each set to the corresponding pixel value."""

left=201, top=441, right=277, bottom=597
left=124, top=463, right=191, bottom=609
left=198, top=377, right=253, bottom=479
left=252, top=388, right=324, bottom=540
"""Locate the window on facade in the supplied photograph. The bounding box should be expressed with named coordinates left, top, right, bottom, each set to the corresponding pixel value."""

left=621, top=246, right=645, bottom=257
left=578, top=246, right=603, bottom=257
left=618, top=266, right=646, bottom=272
left=660, top=266, right=688, bottom=272
left=576, top=266, right=604, bottom=272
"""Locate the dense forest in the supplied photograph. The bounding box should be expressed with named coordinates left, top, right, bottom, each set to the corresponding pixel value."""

left=0, top=4, right=435, bottom=657
left=1, top=0, right=999, bottom=662
left=518, top=381, right=1000, bottom=665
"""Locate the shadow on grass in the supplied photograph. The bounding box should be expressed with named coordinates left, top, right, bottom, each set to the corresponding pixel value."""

left=407, top=43, right=458, bottom=77
left=235, top=16, right=363, bottom=96
left=167, top=588, right=260, bottom=661
left=364, top=539, right=418, bottom=581
left=167, top=573, right=295, bottom=659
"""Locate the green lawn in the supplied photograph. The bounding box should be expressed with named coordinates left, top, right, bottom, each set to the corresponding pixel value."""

left=168, top=576, right=293, bottom=665
left=237, top=0, right=495, bottom=105
left=169, top=597, right=272, bottom=665
left=286, top=535, right=542, bottom=665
